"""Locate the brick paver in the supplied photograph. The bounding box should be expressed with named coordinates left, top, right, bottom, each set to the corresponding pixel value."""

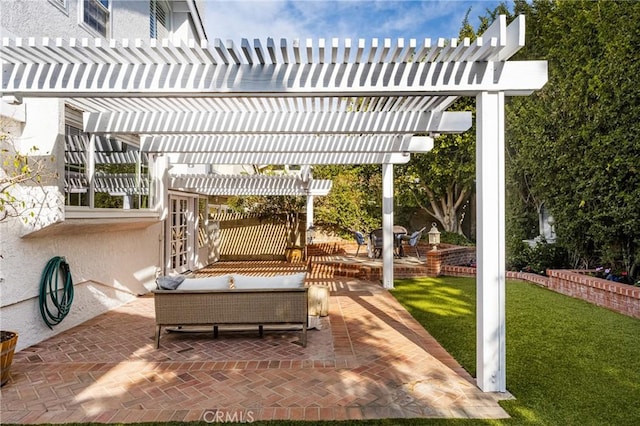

left=0, top=260, right=509, bottom=423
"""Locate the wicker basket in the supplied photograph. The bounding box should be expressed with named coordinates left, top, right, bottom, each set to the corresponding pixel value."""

left=1, top=331, right=18, bottom=386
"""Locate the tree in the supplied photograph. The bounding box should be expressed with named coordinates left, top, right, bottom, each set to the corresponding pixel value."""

left=396, top=99, right=476, bottom=236
left=504, top=0, right=640, bottom=279
left=313, top=164, right=381, bottom=237
left=394, top=8, right=494, bottom=237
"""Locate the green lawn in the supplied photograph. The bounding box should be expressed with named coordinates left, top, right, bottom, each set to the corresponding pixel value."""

left=390, top=277, right=640, bottom=425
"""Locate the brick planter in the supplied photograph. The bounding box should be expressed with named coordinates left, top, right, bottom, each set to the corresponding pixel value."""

left=546, top=270, right=640, bottom=319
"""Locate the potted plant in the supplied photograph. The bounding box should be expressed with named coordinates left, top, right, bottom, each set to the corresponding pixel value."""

left=0, top=331, right=18, bottom=386
left=1, top=121, right=56, bottom=385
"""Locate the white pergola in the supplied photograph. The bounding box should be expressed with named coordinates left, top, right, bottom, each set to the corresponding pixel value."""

left=0, top=15, right=547, bottom=392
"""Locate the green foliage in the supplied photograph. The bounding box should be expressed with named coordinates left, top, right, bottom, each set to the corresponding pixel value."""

left=440, top=230, right=474, bottom=246
left=500, top=0, right=640, bottom=280
left=396, top=97, right=476, bottom=236
left=507, top=239, right=569, bottom=275
left=392, top=277, right=640, bottom=425
left=312, top=165, right=381, bottom=238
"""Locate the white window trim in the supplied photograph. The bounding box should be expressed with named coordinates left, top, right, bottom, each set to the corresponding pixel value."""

left=49, top=0, right=69, bottom=15
left=78, top=0, right=111, bottom=38
left=65, top=206, right=159, bottom=219
left=65, top=105, right=153, bottom=214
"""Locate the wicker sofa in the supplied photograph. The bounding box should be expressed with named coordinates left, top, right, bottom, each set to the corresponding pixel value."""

left=152, top=273, right=309, bottom=348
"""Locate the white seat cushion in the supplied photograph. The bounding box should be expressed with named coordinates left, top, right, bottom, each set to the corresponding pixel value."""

left=179, top=275, right=231, bottom=290
left=232, top=272, right=306, bottom=289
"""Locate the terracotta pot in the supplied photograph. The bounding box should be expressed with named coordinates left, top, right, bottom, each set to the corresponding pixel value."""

left=1, top=331, right=18, bottom=386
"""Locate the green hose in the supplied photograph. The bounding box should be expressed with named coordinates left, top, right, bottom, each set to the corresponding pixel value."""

left=39, top=256, right=74, bottom=330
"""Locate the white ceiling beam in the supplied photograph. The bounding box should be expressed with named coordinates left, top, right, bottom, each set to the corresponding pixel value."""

left=165, top=151, right=411, bottom=165
left=141, top=134, right=435, bottom=153
left=84, top=110, right=470, bottom=134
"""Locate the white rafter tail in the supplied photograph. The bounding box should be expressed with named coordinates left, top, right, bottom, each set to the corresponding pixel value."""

left=253, top=39, right=265, bottom=64
left=264, top=38, right=276, bottom=64
left=367, top=38, right=378, bottom=63
left=213, top=38, right=229, bottom=65
left=414, top=38, right=432, bottom=62
left=331, top=38, right=339, bottom=64
left=305, top=39, right=313, bottom=64
left=225, top=40, right=242, bottom=65
left=482, top=14, right=507, bottom=49
left=341, top=39, right=351, bottom=64
left=499, top=15, right=526, bottom=60
left=402, top=39, right=416, bottom=63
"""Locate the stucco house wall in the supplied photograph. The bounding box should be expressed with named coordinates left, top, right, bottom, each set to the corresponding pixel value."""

left=1, top=0, right=153, bottom=39
left=0, top=97, right=163, bottom=351
left=0, top=0, right=206, bottom=351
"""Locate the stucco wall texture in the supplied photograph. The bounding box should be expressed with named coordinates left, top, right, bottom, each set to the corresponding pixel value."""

left=0, top=95, right=162, bottom=351
left=0, top=0, right=152, bottom=39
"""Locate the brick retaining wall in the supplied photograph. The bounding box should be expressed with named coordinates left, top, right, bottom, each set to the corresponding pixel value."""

left=546, top=270, right=640, bottom=319
left=438, top=265, right=639, bottom=319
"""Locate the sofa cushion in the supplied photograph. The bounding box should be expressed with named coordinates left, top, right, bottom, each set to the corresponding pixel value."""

left=156, top=275, right=186, bottom=290
left=232, top=272, right=306, bottom=289
left=179, top=275, right=231, bottom=290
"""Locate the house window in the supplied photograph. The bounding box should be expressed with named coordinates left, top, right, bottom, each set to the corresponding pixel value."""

left=150, top=0, right=169, bottom=39
left=64, top=125, right=89, bottom=207
left=65, top=106, right=149, bottom=210
left=82, top=0, right=110, bottom=37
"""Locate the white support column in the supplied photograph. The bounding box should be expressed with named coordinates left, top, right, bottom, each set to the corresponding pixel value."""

left=382, top=163, right=394, bottom=289
left=88, top=134, right=96, bottom=208
left=476, top=90, right=506, bottom=392
left=306, top=194, right=314, bottom=236
left=150, top=154, right=170, bottom=220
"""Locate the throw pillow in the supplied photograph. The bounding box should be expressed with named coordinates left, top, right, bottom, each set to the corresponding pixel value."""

left=156, top=275, right=186, bottom=290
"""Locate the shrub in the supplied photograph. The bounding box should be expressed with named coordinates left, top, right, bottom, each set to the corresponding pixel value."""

left=507, top=239, right=569, bottom=275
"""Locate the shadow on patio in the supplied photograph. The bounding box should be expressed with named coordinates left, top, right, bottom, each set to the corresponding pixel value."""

left=0, top=261, right=507, bottom=423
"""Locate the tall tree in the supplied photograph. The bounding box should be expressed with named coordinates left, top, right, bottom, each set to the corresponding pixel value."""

left=505, top=0, right=640, bottom=278
left=394, top=7, right=502, bottom=237
left=313, top=164, right=381, bottom=236
left=396, top=99, right=475, bottom=236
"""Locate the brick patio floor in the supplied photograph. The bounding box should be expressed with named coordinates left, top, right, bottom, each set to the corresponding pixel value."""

left=0, top=261, right=509, bottom=423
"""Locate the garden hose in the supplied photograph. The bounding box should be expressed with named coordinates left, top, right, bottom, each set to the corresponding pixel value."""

left=39, top=256, right=74, bottom=329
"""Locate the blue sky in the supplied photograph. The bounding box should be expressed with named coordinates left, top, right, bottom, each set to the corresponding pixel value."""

left=203, top=0, right=512, bottom=43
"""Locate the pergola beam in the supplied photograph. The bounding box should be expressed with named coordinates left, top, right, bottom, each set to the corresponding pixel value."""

left=170, top=174, right=332, bottom=196
left=85, top=110, right=469, bottom=134
left=142, top=134, right=435, bottom=153
left=165, top=151, right=410, bottom=165
left=2, top=59, right=547, bottom=97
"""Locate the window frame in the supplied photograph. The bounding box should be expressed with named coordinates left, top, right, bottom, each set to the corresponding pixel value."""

left=49, top=0, right=69, bottom=15
left=79, top=0, right=111, bottom=38
left=64, top=105, right=152, bottom=213
left=150, top=0, right=171, bottom=39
